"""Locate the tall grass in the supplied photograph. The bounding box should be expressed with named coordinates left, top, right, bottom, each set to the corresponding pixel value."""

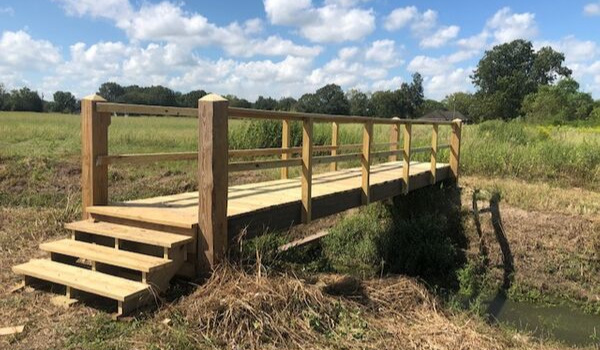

left=1, top=112, right=599, bottom=189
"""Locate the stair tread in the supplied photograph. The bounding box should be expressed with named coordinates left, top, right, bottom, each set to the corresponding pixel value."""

left=86, top=206, right=196, bottom=229
left=66, top=220, right=193, bottom=248
left=12, top=259, right=149, bottom=302
left=41, top=239, right=170, bottom=273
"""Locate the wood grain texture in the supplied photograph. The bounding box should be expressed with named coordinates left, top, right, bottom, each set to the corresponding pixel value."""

left=402, top=124, right=412, bottom=194
left=198, top=94, right=229, bottom=270
left=450, top=119, right=462, bottom=181
left=81, top=95, right=110, bottom=218
left=330, top=122, right=339, bottom=171
left=361, top=122, right=373, bottom=205
left=301, top=117, right=313, bottom=223
left=281, top=119, right=291, bottom=179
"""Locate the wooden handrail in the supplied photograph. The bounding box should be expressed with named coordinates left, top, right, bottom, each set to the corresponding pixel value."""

left=96, top=101, right=456, bottom=125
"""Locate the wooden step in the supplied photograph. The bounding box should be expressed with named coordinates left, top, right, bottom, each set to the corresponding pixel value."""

left=66, top=220, right=193, bottom=248
left=12, top=259, right=149, bottom=302
left=40, top=239, right=171, bottom=273
left=86, top=205, right=196, bottom=229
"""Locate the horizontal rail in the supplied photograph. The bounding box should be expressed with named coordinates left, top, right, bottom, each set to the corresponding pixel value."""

left=371, top=149, right=403, bottom=158
left=313, top=153, right=362, bottom=165
left=97, top=102, right=456, bottom=125
left=97, top=152, right=196, bottom=165
left=229, top=158, right=302, bottom=172
left=96, top=103, right=196, bottom=117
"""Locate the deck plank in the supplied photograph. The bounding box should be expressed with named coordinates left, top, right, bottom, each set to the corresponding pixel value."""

left=87, top=161, right=449, bottom=229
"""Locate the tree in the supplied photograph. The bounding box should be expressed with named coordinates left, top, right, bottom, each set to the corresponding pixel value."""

left=52, top=91, right=78, bottom=113
left=225, top=95, right=252, bottom=108
left=277, top=97, right=297, bottom=111
left=0, top=84, right=7, bottom=111
left=178, top=89, right=207, bottom=108
left=370, top=90, right=397, bottom=118
left=98, top=82, right=125, bottom=102
left=472, top=40, right=571, bottom=119
left=297, top=84, right=350, bottom=115
left=254, top=96, right=278, bottom=110
left=347, top=89, right=372, bottom=116
left=521, top=78, right=594, bottom=123
left=7, top=87, right=43, bottom=112
left=443, top=92, right=474, bottom=119
left=418, top=99, right=446, bottom=116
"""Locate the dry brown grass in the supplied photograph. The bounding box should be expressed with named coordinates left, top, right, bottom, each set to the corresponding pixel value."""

left=140, top=265, right=567, bottom=350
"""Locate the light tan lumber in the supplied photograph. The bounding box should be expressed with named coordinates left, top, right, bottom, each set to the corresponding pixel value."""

left=389, top=121, right=400, bottom=162
left=361, top=122, right=373, bottom=204
left=301, top=117, right=313, bottom=223
left=431, top=124, right=438, bottom=184
left=278, top=230, right=329, bottom=252
left=0, top=325, right=24, bottom=336
left=450, top=119, right=463, bottom=181
left=403, top=124, right=412, bottom=194
left=281, top=119, right=291, bottom=179
left=313, top=153, right=361, bottom=165
left=81, top=94, right=110, bottom=219
left=229, top=158, right=301, bottom=172
left=12, top=259, right=149, bottom=301
left=330, top=122, right=339, bottom=171
left=97, top=102, right=196, bottom=117
left=66, top=220, right=193, bottom=248
left=198, top=94, right=229, bottom=270
left=40, top=239, right=171, bottom=273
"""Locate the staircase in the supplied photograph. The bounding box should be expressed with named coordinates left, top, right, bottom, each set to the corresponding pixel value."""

left=12, top=215, right=196, bottom=316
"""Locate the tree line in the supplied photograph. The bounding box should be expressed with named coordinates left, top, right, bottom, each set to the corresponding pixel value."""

left=1, top=39, right=599, bottom=123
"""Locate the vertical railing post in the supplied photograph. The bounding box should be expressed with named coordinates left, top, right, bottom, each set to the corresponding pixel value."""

left=281, top=119, right=291, bottom=179
left=430, top=124, right=439, bottom=184
left=361, top=121, right=373, bottom=204
left=198, top=94, right=229, bottom=271
left=81, top=94, right=110, bottom=219
left=450, top=119, right=463, bottom=182
left=389, top=117, right=400, bottom=162
left=330, top=121, right=339, bottom=171
left=301, top=117, right=313, bottom=224
left=402, top=123, right=412, bottom=194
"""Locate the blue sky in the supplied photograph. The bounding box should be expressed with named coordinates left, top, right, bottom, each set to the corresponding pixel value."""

left=1, top=0, right=600, bottom=101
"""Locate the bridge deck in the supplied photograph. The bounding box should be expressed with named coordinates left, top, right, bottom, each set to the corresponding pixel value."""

left=88, top=161, right=450, bottom=234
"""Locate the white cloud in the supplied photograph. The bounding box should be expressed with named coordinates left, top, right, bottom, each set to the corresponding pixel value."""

left=425, top=68, right=473, bottom=100
left=383, top=6, right=458, bottom=48
left=0, top=31, right=61, bottom=70
left=365, top=40, right=402, bottom=67
left=264, top=0, right=375, bottom=43
left=56, top=0, right=321, bottom=58
left=420, top=25, right=460, bottom=48
left=371, top=76, right=403, bottom=91
left=584, top=2, right=600, bottom=16
left=0, top=7, right=14, bottom=16
left=384, top=6, right=418, bottom=31
left=486, top=7, right=538, bottom=43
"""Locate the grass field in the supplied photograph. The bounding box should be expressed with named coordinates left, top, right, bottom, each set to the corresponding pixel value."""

left=1, top=111, right=600, bottom=349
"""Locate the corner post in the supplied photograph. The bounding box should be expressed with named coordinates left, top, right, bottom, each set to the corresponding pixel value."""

left=361, top=121, right=373, bottom=204
left=301, top=117, right=313, bottom=224
left=389, top=118, right=400, bottom=162
left=450, top=119, right=463, bottom=182
left=281, top=119, right=291, bottom=179
left=402, top=123, right=412, bottom=194
left=330, top=121, right=339, bottom=171
left=198, top=94, right=229, bottom=270
left=430, top=124, right=439, bottom=184
left=81, top=94, right=110, bottom=219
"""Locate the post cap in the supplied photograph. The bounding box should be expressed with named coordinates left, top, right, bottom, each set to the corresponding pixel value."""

left=82, top=94, right=106, bottom=101
left=200, top=93, right=227, bottom=102
left=392, top=117, right=401, bottom=120
left=452, top=118, right=463, bottom=124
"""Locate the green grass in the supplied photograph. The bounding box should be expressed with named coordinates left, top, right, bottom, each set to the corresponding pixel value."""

left=1, top=112, right=599, bottom=191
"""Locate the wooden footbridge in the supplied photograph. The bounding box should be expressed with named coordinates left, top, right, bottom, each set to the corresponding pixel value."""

left=13, top=94, right=463, bottom=315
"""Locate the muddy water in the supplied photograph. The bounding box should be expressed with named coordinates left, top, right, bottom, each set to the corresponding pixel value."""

left=484, top=294, right=600, bottom=347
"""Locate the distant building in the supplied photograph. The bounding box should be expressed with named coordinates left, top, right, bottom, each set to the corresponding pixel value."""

left=419, top=110, right=470, bottom=123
